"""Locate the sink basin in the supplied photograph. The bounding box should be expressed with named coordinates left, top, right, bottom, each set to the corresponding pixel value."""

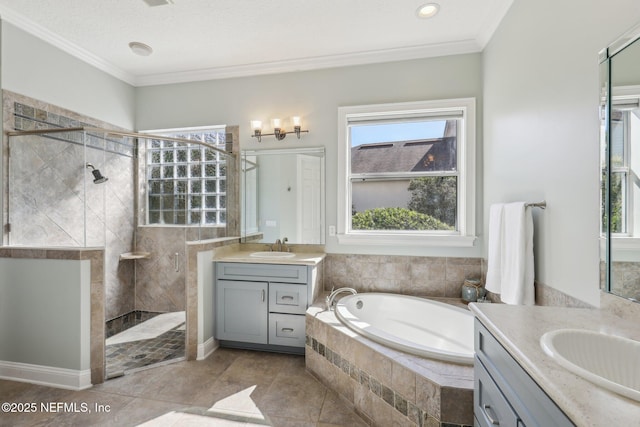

left=540, top=329, right=640, bottom=402
left=249, top=251, right=296, bottom=259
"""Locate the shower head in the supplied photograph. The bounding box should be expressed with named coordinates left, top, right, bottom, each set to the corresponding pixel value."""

left=86, top=163, right=109, bottom=184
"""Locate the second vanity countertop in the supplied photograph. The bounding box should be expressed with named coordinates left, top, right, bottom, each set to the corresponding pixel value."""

left=215, top=250, right=325, bottom=266
left=469, top=303, right=640, bottom=426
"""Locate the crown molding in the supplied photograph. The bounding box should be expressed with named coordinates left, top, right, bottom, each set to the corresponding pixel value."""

left=133, top=39, right=483, bottom=87
left=475, top=0, right=514, bottom=48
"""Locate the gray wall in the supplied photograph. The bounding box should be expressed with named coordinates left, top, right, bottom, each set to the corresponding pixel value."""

left=1, top=22, right=135, bottom=130
left=482, top=0, right=640, bottom=306
left=6, top=4, right=640, bottom=308
left=136, top=53, right=484, bottom=259
left=0, top=258, right=90, bottom=370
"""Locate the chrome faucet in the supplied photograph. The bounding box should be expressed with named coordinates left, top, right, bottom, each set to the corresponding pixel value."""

left=271, top=237, right=289, bottom=252
left=326, top=287, right=358, bottom=310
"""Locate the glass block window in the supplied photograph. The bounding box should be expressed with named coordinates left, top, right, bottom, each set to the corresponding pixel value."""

left=146, top=127, right=227, bottom=226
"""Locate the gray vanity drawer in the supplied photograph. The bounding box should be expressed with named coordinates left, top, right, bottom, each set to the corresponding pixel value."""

left=474, top=320, right=574, bottom=427
left=475, top=357, right=519, bottom=427
left=268, top=313, right=305, bottom=347
left=269, top=282, right=307, bottom=314
left=216, top=262, right=308, bottom=284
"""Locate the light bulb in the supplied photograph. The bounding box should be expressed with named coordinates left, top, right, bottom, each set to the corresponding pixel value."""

left=416, top=3, right=440, bottom=19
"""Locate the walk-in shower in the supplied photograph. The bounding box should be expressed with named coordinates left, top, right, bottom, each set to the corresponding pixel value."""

left=5, top=124, right=236, bottom=380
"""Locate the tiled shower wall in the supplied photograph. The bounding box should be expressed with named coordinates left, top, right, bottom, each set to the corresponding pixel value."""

left=133, top=125, right=240, bottom=313
left=2, top=91, right=240, bottom=320
left=2, top=90, right=136, bottom=320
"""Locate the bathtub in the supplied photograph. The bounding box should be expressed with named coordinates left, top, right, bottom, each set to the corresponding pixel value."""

left=334, top=293, right=475, bottom=365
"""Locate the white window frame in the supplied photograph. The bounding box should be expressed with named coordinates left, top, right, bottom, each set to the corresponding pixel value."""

left=603, top=86, right=640, bottom=253
left=337, top=98, right=476, bottom=247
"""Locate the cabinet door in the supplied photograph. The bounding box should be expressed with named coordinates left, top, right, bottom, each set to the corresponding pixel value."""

left=215, top=280, right=268, bottom=344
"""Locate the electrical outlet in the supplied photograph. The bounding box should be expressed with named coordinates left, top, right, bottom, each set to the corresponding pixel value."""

left=328, top=225, right=336, bottom=236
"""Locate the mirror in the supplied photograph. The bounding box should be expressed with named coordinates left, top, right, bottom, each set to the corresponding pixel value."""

left=241, top=147, right=325, bottom=245
left=601, top=22, right=640, bottom=302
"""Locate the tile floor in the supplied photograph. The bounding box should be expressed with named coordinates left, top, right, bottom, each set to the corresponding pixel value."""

left=0, top=348, right=369, bottom=427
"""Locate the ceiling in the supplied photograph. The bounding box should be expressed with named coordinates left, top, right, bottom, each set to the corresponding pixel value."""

left=0, top=0, right=513, bottom=87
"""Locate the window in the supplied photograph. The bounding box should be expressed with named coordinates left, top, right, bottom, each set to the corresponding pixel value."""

left=337, top=99, right=476, bottom=246
left=146, top=126, right=227, bottom=226
left=609, top=98, right=640, bottom=236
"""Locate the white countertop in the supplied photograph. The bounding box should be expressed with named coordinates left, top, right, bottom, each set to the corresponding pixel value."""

left=469, top=303, right=640, bottom=427
left=215, top=250, right=325, bottom=266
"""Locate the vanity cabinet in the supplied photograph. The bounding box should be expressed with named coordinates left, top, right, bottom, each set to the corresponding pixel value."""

left=215, top=280, right=268, bottom=344
left=215, top=262, right=315, bottom=354
left=474, top=319, right=574, bottom=427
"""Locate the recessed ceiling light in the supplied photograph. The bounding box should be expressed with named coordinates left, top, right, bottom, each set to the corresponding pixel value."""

left=416, top=3, right=440, bottom=19
left=142, top=0, right=173, bottom=6
left=129, top=41, right=153, bottom=57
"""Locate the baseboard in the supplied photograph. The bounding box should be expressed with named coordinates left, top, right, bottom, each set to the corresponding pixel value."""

left=197, top=337, right=218, bottom=360
left=0, top=360, right=92, bottom=390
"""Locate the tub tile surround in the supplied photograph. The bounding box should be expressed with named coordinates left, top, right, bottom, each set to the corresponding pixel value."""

left=470, top=303, right=640, bottom=426
left=324, top=253, right=482, bottom=298
left=306, top=302, right=474, bottom=427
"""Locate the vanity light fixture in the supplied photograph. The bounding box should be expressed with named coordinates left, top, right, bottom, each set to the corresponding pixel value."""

left=416, top=3, right=440, bottom=19
left=250, top=116, right=309, bottom=142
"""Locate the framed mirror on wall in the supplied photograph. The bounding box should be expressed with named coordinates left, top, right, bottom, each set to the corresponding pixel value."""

left=600, top=22, right=640, bottom=302
left=241, top=147, right=325, bottom=245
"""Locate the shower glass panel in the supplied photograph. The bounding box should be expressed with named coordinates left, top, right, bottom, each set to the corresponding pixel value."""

left=7, top=128, right=134, bottom=248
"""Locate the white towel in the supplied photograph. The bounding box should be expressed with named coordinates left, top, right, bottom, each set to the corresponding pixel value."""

left=485, top=202, right=535, bottom=305
left=485, top=203, right=504, bottom=294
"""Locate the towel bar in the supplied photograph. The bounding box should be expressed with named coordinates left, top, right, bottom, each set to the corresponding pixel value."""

left=525, top=200, right=546, bottom=209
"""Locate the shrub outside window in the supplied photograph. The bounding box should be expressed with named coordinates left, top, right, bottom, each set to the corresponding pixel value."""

left=146, top=126, right=227, bottom=226
left=337, top=99, right=476, bottom=246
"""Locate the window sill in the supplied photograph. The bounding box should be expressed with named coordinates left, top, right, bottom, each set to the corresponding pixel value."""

left=605, top=236, right=640, bottom=250
left=336, top=232, right=477, bottom=247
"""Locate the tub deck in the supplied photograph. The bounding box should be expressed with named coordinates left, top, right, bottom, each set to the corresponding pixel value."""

left=305, top=296, right=474, bottom=427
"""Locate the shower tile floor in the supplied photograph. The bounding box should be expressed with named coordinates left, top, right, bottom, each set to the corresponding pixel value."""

left=106, top=311, right=186, bottom=379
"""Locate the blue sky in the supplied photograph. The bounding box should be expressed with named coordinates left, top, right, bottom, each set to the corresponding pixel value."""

left=350, top=120, right=446, bottom=146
